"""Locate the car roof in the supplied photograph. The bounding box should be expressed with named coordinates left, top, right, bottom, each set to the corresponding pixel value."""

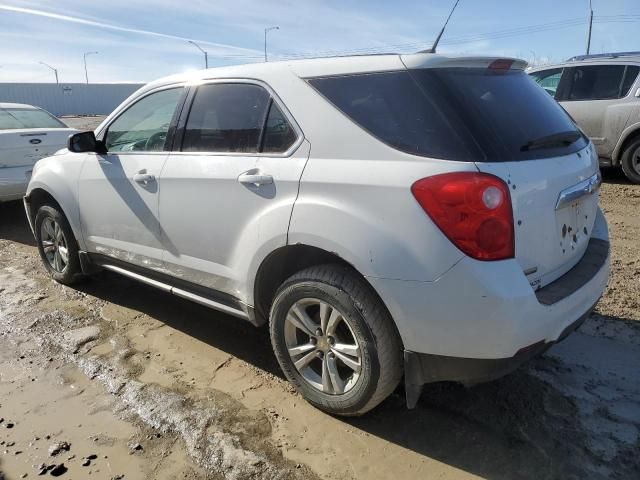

left=0, top=102, right=39, bottom=109
left=140, top=53, right=527, bottom=93
left=529, top=55, right=640, bottom=72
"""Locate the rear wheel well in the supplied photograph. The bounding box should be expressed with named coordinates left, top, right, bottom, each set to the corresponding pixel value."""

left=615, top=128, right=640, bottom=164
left=254, top=245, right=369, bottom=326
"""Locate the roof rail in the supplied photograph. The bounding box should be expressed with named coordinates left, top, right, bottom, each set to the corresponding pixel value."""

left=567, top=51, right=640, bottom=61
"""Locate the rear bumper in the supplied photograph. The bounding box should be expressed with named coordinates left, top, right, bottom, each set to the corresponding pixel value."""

left=403, top=305, right=593, bottom=408
left=0, top=165, right=32, bottom=202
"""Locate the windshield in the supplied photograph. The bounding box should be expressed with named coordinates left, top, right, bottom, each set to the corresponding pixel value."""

left=0, top=107, right=66, bottom=130
left=309, top=67, right=586, bottom=162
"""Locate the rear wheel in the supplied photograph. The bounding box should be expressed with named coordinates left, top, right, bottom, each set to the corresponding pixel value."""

left=34, top=204, right=83, bottom=285
left=621, top=138, right=640, bottom=184
left=269, top=264, right=402, bottom=416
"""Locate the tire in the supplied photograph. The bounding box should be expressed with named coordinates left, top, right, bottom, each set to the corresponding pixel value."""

left=34, top=204, right=83, bottom=285
left=620, top=137, right=640, bottom=184
left=269, top=264, right=402, bottom=416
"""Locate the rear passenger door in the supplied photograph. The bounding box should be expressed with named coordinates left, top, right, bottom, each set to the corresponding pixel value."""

left=558, top=64, right=640, bottom=156
left=158, top=81, right=308, bottom=303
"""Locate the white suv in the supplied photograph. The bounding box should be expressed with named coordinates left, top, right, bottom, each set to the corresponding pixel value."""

left=24, top=54, right=610, bottom=415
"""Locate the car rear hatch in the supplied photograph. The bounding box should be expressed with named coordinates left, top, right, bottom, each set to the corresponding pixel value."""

left=402, top=55, right=601, bottom=288
left=0, top=128, right=75, bottom=169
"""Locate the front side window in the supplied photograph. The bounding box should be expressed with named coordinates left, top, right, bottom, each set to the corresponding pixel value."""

left=529, top=68, right=563, bottom=97
left=105, top=87, right=182, bottom=152
left=182, top=84, right=271, bottom=153
left=0, top=107, right=66, bottom=130
left=566, top=65, right=628, bottom=101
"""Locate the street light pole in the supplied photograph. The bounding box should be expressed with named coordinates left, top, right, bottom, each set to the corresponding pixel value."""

left=83, top=51, right=98, bottom=84
left=39, top=61, right=59, bottom=84
left=188, top=40, right=209, bottom=69
left=264, top=26, right=279, bottom=62
left=586, top=0, right=594, bottom=55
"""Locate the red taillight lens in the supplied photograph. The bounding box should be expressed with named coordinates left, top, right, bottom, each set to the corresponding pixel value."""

left=411, top=172, right=514, bottom=261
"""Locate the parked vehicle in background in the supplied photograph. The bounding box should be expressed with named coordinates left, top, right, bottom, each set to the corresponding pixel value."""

left=0, top=103, right=77, bottom=202
left=24, top=54, right=609, bottom=415
left=529, top=52, right=640, bottom=183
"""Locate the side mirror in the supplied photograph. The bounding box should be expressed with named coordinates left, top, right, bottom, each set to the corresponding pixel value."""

left=68, top=131, right=106, bottom=153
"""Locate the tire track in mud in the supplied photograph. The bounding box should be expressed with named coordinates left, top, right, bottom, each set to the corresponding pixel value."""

left=0, top=267, right=319, bottom=480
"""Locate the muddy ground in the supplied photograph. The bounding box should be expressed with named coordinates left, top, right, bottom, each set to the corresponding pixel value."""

left=0, top=124, right=638, bottom=478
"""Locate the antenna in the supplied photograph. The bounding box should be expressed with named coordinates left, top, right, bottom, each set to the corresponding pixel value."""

left=421, top=0, right=461, bottom=54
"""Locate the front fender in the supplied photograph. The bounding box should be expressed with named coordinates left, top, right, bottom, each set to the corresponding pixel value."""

left=26, top=154, right=86, bottom=250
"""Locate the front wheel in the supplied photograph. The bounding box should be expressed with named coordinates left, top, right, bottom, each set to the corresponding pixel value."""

left=269, top=264, right=402, bottom=416
left=621, top=138, right=640, bottom=184
left=34, top=204, right=83, bottom=285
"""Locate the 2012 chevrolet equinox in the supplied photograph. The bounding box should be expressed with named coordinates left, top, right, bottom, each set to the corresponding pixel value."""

left=24, top=54, right=610, bottom=415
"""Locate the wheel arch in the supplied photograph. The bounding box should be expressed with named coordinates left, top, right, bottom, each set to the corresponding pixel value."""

left=25, top=185, right=84, bottom=250
left=252, top=243, right=401, bottom=347
left=612, top=123, right=640, bottom=164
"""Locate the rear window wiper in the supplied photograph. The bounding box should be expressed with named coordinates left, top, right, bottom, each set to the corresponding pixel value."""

left=520, top=131, right=582, bottom=152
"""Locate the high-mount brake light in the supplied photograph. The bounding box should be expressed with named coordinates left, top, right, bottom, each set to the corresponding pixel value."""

left=411, top=172, right=515, bottom=261
left=488, top=59, right=514, bottom=73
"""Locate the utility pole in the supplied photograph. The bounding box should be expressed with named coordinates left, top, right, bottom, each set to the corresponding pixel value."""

left=422, top=0, right=460, bottom=53
left=187, top=40, right=209, bottom=69
left=264, top=26, right=279, bottom=62
left=39, top=61, right=59, bottom=84
left=84, top=51, right=98, bottom=84
left=586, top=0, right=594, bottom=55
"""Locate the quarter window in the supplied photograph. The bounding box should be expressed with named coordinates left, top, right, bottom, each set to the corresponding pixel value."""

left=621, top=66, right=640, bottom=97
left=182, top=84, right=270, bottom=153
left=105, top=88, right=182, bottom=152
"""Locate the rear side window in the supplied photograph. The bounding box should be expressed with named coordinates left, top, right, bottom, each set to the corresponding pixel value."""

left=0, top=108, right=65, bottom=130
left=310, top=68, right=585, bottom=162
left=565, top=65, right=638, bottom=101
left=182, top=84, right=270, bottom=153
left=309, top=72, right=480, bottom=161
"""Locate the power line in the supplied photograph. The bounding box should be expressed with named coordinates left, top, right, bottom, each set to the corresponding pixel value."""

left=275, top=15, right=639, bottom=60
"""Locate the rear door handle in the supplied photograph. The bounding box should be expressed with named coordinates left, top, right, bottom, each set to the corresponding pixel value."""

left=133, top=170, right=155, bottom=185
left=238, top=172, right=273, bottom=186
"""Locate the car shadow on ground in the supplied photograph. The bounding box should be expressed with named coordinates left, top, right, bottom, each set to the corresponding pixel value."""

left=1, top=198, right=634, bottom=479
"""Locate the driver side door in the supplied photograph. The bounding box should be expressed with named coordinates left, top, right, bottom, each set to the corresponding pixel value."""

left=78, top=85, right=185, bottom=270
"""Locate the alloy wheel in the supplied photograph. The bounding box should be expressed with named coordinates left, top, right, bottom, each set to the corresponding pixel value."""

left=40, top=217, right=69, bottom=273
left=284, top=298, right=362, bottom=395
left=632, top=145, right=640, bottom=175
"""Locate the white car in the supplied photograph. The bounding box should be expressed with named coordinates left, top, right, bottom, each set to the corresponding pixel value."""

left=24, top=54, right=610, bottom=415
left=0, top=103, right=77, bottom=202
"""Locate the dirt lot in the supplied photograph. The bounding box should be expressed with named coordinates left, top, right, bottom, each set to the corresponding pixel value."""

left=0, top=140, right=638, bottom=478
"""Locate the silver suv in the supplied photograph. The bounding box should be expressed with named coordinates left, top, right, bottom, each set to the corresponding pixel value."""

left=529, top=52, right=640, bottom=183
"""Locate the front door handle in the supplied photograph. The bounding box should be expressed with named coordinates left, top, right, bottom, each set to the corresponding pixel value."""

left=238, top=172, right=273, bottom=186
left=133, top=170, right=155, bottom=185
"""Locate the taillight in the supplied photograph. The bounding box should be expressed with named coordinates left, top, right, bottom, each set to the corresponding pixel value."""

left=411, top=172, right=514, bottom=261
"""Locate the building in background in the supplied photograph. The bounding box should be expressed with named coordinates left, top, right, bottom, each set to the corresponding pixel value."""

left=0, top=83, right=143, bottom=116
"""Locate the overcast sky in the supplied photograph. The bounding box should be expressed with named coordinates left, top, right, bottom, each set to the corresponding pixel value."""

left=0, top=0, right=639, bottom=84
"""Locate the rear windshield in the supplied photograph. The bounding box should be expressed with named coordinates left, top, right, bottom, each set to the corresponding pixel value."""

left=308, top=68, right=587, bottom=162
left=0, top=108, right=66, bottom=130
